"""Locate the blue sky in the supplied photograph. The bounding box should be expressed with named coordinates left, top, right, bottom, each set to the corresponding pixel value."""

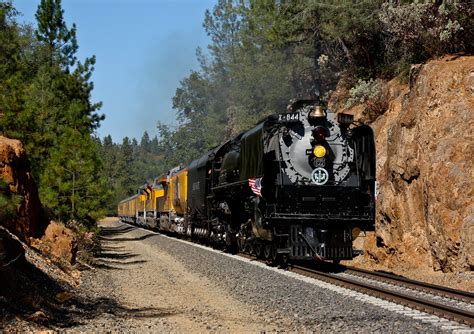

left=14, top=0, right=215, bottom=142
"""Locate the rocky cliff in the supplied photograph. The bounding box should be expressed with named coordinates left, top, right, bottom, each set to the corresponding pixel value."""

left=0, top=136, right=77, bottom=265
left=0, top=136, right=47, bottom=241
left=331, top=55, right=473, bottom=274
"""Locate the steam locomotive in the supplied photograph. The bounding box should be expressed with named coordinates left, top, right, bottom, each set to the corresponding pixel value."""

left=118, top=100, right=376, bottom=264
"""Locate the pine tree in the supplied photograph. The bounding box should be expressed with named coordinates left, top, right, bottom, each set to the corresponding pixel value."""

left=118, top=137, right=136, bottom=196
left=140, top=131, right=150, bottom=153
left=40, top=128, right=108, bottom=224
left=35, top=0, right=77, bottom=67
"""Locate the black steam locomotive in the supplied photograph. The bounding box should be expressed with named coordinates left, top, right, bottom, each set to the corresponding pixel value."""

left=186, top=100, right=376, bottom=263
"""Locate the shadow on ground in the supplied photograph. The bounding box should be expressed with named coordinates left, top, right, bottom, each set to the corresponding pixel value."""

left=100, top=234, right=157, bottom=242
left=99, top=224, right=157, bottom=243
left=49, top=295, right=178, bottom=329
left=91, top=224, right=154, bottom=271
left=0, top=224, right=175, bottom=330
left=0, top=261, right=177, bottom=328
left=99, top=225, right=137, bottom=236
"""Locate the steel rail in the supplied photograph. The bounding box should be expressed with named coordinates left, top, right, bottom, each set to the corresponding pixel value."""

left=343, top=266, right=474, bottom=304
left=291, top=265, right=474, bottom=326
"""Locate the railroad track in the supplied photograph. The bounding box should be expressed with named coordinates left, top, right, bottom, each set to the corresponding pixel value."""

left=239, top=253, right=474, bottom=326
left=342, top=266, right=474, bottom=304
left=291, top=265, right=474, bottom=327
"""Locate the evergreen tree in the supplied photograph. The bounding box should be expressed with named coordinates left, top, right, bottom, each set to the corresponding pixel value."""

left=35, top=0, right=77, bottom=67
left=150, top=136, right=159, bottom=154
left=1, top=0, right=106, bottom=223
left=140, top=131, right=150, bottom=153
left=40, top=128, right=108, bottom=224
left=118, top=137, right=136, bottom=195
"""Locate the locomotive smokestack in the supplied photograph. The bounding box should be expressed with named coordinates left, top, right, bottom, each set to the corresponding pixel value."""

left=309, top=104, right=326, bottom=119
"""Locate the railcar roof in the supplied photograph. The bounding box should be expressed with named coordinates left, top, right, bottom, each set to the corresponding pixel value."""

left=118, top=194, right=138, bottom=204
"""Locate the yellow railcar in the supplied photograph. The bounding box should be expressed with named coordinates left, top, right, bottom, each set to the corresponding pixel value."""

left=118, top=194, right=138, bottom=224
left=137, top=184, right=155, bottom=227
left=154, top=175, right=169, bottom=214
left=169, top=168, right=188, bottom=216
left=118, top=165, right=189, bottom=233
left=154, top=166, right=188, bottom=232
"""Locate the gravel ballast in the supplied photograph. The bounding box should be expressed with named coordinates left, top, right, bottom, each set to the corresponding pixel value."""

left=66, top=219, right=470, bottom=333
left=127, top=223, right=447, bottom=332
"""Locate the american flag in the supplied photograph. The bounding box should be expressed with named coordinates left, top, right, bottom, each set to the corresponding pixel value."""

left=248, top=177, right=262, bottom=197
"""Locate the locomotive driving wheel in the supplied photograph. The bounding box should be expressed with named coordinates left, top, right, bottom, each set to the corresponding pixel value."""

left=271, top=245, right=278, bottom=262
left=265, top=244, right=279, bottom=266
left=263, top=243, right=272, bottom=260
left=237, top=237, right=245, bottom=252
left=255, top=243, right=263, bottom=258
left=246, top=241, right=254, bottom=255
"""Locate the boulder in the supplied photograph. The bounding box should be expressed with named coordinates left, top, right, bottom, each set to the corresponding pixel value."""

left=31, top=221, right=77, bottom=264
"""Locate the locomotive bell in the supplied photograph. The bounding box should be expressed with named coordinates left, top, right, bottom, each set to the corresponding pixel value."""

left=309, top=105, right=326, bottom=119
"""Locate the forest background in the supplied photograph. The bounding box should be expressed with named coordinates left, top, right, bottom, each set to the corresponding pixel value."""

left=0, top=0, right=472, bottom=219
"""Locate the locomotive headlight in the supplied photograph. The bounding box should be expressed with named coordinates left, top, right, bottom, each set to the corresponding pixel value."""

left=312, top=126, right=328, bottom=141
left=313, top=145, right=326, bottom=158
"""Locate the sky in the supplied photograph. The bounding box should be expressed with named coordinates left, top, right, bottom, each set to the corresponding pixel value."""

left=14, top=0, right=215, bottom=143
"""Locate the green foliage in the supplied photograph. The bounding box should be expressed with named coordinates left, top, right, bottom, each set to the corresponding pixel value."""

left=346, top=79, right=384, bottom=108
left=0, top=179, right=21, bottom=224
left=35, top=0, right=78, bottom=66
left=346, top=78, right=389, bottom=122
left=98, top=132, right=167, bottom=215
left=39, top=129, right=108, bottom=223
left=379, top=1, right=473, bottom=75
left=0, top=0, right=106, bottom=226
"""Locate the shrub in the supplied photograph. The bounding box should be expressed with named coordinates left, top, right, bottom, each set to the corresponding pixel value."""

left=346, top=79, right=389, bottom=122
left=364, top=85, right=389, bottom=122
left=379, top=2, right=473, bottom=73
left=346, top=79, right=381, bottom=107
left=66, top=220, right=101, bottom=265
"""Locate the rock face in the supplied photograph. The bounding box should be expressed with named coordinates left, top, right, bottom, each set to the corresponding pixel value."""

left=331, top=56, right=473, bottom=273
left=0, top=137, right=78, bottom=265
left=0, top=136, right=47, bottom=241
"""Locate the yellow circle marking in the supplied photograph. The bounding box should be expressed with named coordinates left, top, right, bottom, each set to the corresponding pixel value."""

left=313, top=145, right=326, bottom=158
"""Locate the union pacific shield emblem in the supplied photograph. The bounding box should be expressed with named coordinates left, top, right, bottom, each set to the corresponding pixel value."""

left=311, top=168, right=329, bottom=185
